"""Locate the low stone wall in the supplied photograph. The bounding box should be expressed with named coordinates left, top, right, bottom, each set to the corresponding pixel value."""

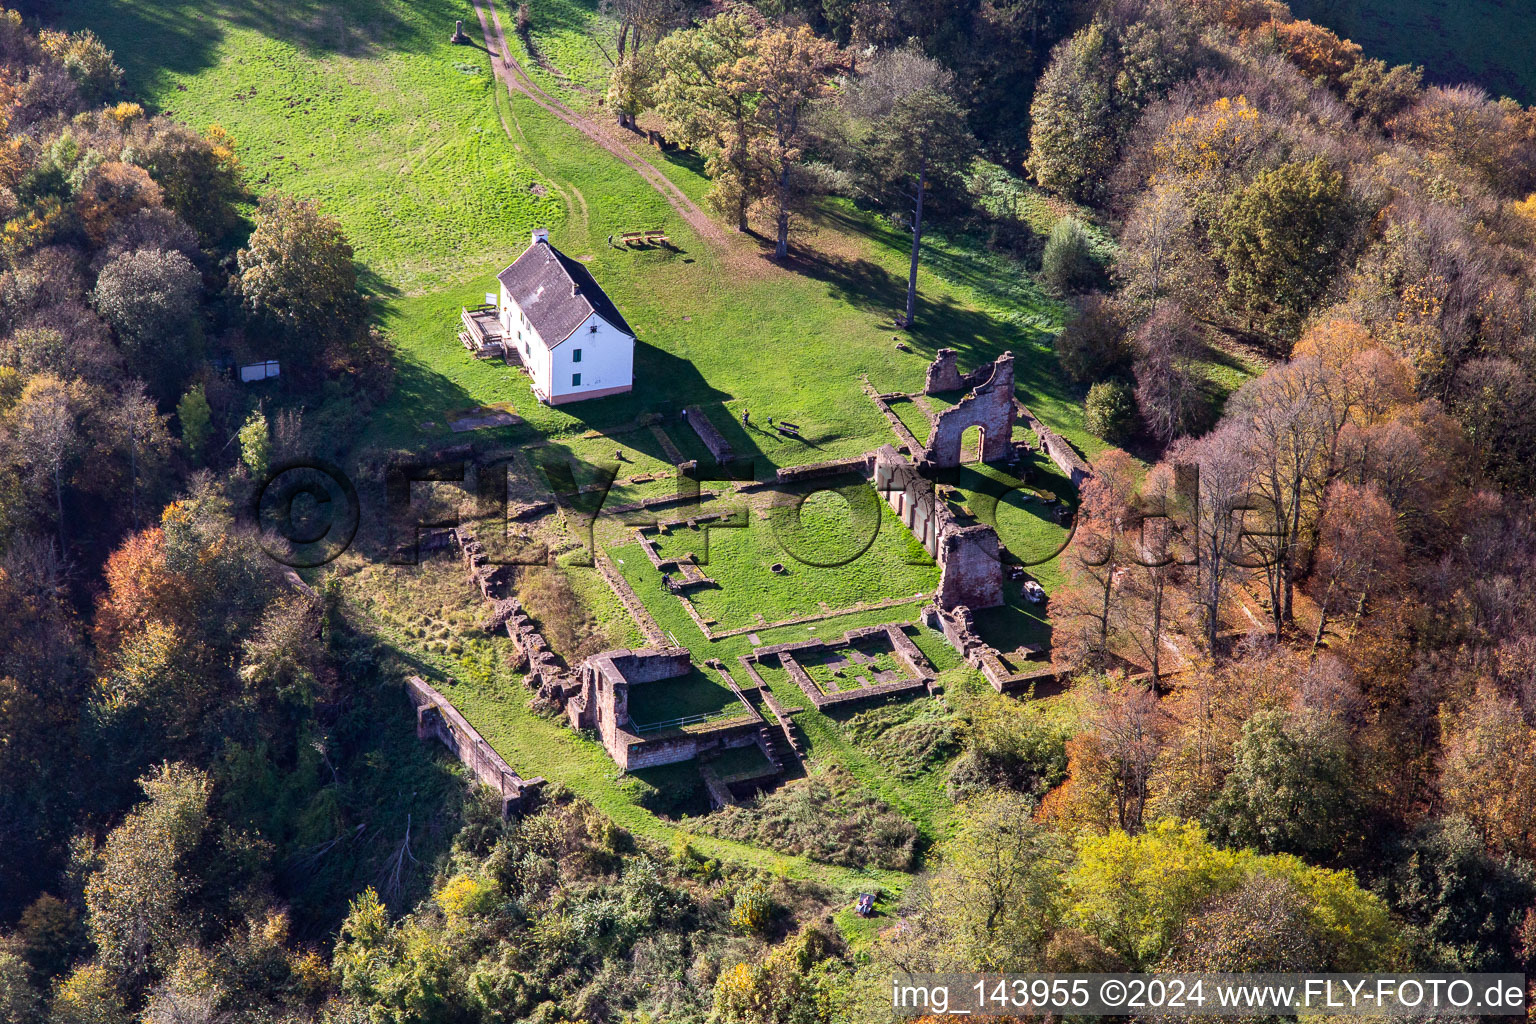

left=407, top=676, right=544, bottom=816
left=742, top=623, right=935, bottom=710
left=922, top=604, right=1057, bottom=694
left=1018, top=402, right=1091, bottom=487
left=684, top=405, right=734, bottom=463
left=775, top=455, right=873, bottom=484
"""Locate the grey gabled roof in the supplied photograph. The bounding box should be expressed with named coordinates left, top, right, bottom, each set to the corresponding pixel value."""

left=496, top=241, right=634, bottom=347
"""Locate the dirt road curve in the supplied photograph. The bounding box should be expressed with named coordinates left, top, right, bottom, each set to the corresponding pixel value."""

left=468, top=0, right=726, bottom=246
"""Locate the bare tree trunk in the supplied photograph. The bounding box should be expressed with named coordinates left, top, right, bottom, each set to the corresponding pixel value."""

left=52, top=462, right=64, bottom=551
left=774, top=165, right=790, bottom=259
left=904, top=157, right=926, bottom=327
left=1312, top=586, right=1332, bottom=651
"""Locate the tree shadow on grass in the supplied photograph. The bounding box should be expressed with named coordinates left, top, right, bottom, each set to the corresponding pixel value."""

left=56, top=0, right=455, bottom=97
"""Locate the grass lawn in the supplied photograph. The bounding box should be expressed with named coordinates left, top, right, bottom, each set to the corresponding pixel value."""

left=625, top=666, right=746, bottom=728
left=71, top=0, right=1092, bottom=871
left=640, top=485, right=939, bottom=630
left=885, top=395, right=933, bottom=444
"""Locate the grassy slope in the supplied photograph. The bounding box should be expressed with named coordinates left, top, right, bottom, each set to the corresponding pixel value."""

left=1291, top=0, right=1536, bottom=105
left=69, top=0, right=1087, bottom=882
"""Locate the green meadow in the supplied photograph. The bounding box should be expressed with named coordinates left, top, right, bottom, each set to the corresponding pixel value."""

left=1291, top=0, right=1536, bottom=105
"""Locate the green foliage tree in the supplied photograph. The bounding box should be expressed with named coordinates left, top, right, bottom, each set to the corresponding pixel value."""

left=1380, top=816, right=1536, bottom=971
left=1084, top=379, right=1137, bottom=442
left=713, top=927, right=840, bottom=1024
left=837, top=45, right=977, bottom=326
left=731, top=880, right=775, bottom=934
left=1212, top=157, right=1351, bottom=345
left=1203, top=710, right=1359, bottom=861
left=1055, top=293, right=1129, bottom=383
left=1041, top=216, right=1099, bottom=294
left=232, top=195, right=367, bottom=382
left=176, top=385, right=211, bottom=464
left=1068, top=821, right=1395, bottom=969
left=92, top=247, right=202, bottom=401
left=652, top=10, right=761, bottom=231
left=1028, top=23, right=1117, bottom=201
left=0, top=952, right=42, bottom=1024
left=238, top=409, right=270, bottom=478
left=83, top=763, right=214, bottom=994
left=928, top=791, right=1068, bottom=969
left=132, top=122, right=244, bottom=243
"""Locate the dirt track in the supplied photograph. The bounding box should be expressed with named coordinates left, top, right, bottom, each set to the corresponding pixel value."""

left=468, top=0, right=726, bottom=247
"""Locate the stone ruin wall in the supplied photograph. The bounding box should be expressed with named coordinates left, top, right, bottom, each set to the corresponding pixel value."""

left=873, top=445, right=1004, bottom=610
left=920, top=352, right=1017, bottom=469
left=407, top=675, right=544, bottom=816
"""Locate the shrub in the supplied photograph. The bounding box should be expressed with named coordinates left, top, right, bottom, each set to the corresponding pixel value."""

left=1055, top=293, right=1129, bottom=383
left=729, top=881, right=773, bottom=934
left=1041, top=216, right=1099, bottom=294
left=699, top=767, right=918, bottom=870
left=1084, top=379, right=1137, bottom=442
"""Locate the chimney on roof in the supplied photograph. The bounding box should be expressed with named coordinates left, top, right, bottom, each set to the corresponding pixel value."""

left=531, top=227, right=549, bottom=245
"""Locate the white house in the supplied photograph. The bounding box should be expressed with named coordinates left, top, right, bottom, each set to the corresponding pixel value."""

left=496, top=228, right=635, bottom=405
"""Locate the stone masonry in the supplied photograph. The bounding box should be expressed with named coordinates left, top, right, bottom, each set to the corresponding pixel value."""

left=920, top=352, right=1016, bottom=469
left=566, top=647, right=763, bottom=770
left=873, top=444, right=1004, bottom=610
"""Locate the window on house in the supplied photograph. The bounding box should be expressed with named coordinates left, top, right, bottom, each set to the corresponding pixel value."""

left=572, top=348, right=582, bottom=363
left=572, top=373, right=582, bottom=386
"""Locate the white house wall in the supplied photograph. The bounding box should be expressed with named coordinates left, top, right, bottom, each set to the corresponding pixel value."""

left=547, top=312, right=633, bottom=404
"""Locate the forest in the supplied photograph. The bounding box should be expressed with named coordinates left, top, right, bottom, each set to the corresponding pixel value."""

left=2, top=0, right=1536, bottom=1021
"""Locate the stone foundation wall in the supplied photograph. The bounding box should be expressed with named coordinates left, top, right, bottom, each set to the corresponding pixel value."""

left=775, top=455, right=874, bottom=484
left=407, top=675, right=544, bottom=815
left=684, top=405, right=734, bottom=463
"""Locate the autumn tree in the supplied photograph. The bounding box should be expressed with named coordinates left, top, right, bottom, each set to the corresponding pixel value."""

left=1227, top=357, right=1341, bottom=636
left=75, top=162, right=163, bottom=245
left=1057, top=450, right=1140, bottom=668
left=1055, top=292, right=1129, bottom=384
left=1308, top=480, right=1404, bottom=648
left=736, top=25, right=841, bottom=259
left=1133, top=304, right=1209, bottom=446
left=602, top=0, right=684, bottom=129
left=1439, top=688, right=1536, bottom=861
left=6, top=374, right=79, bottom=547
left=1172, top=422, right=1255, bottom=652
left=652, top=9, right=760, bottom=230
